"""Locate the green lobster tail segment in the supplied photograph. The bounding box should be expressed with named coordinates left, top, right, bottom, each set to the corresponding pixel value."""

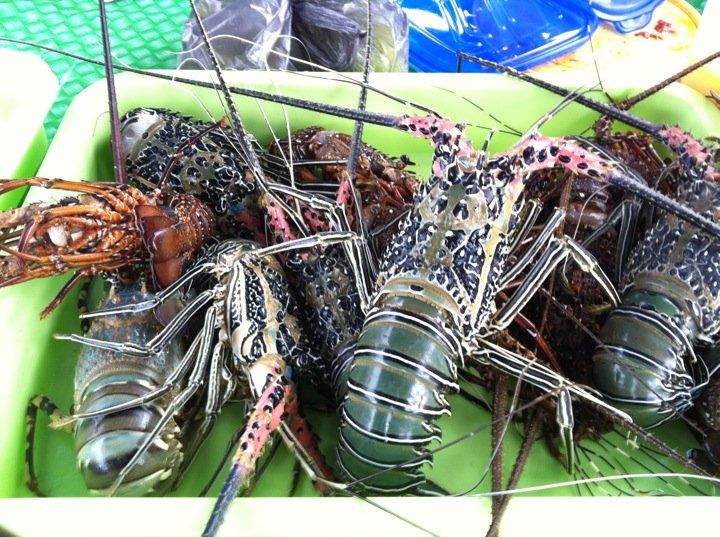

left=623, top=272, right=703, bottom=324
left=593, top=274, right=700, bottom=428
left=76, top=429, right=179, bottom=493
left=337, top=438, right=426, bottom=492
left=73, top=366, right=183, bottom=496
left=337, top=293, right=460, bottom=492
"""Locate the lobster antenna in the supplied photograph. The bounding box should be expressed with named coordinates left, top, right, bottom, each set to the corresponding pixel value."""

left=0, top=38, right=399, bottom=127
left=345, top=1, right=378, bottom=287
left=569, top=133, right=719, bottom=236
left=586, top=22, right=606, bottom=97
left=485, top=410, right=541, bottom=537
left=4, top=40, right=720, bottom=238
left=185, top=1, right=318, bottom=246
left=97, top=0, right=126, bottom=184
left=455, top=52, right=661, bottom=135
left=516, top=82, right=597, bottom=144
left=475, top=472, right=720, bottom=497
left=177, top=28, right=441, bottom=117
left=606, top=165, right=720, bottom=236
left=347, top=3, right=373, bottom=180
left=618, top=51, right=720, bottom=110
left=9, top=35, right=712, bottom=142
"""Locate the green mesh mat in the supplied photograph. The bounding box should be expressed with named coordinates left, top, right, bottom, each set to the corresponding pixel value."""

left=0, top=0, right=190, bottom=141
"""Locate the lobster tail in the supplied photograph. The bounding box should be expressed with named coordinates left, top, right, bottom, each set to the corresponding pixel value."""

left=335, top=287, right=460, bottom=493
left=74, top=364, right=183, bottom=495
left=593, top=273, right=704, bottom=428
left=72, top=283, right=186, bottom=495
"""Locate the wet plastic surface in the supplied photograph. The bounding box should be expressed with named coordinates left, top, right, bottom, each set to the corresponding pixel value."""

left=590, top=0, right=666, bottom=32
left=0, top=49, right=57, bottom=208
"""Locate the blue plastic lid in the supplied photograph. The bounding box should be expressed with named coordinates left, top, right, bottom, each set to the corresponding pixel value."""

left=398, top=0, right=599, bottom=73
left=588, top=0, right=665, bottom=33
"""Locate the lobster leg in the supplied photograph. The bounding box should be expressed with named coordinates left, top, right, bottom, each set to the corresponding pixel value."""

left=490, top=374, right=508, bottom=525
left=568, top=197, right=641, bottom=288
left=485, top=410, right=541, bottom=537
left=492, top=236, right=620, bottom=332
left=499, top=207, right=565, bottom=288
left=556, top=389, right=576, bottom=472
left=264, top=182, right=376, bottom=308
left=25, top=395, right=70, bottom=497
left=77, top=260, right=218, bottom=319
left=180, top=346, right=235, bottom=475
left=472, top=338, right=630, bottom=471
left=103, top=308, right=221, bottom=495
left=279, top=397, right=336, bottom=494
left=14, top=204, right=119, bottom=253
left=52, top=328, right=207, bottom=426
left=0, top=241, right=141, bottom=269
left=202, top=355, right=292, bottom=537
left=39, top=271, right=90, bottom=320
left=56, top=287, right=217, bottom=358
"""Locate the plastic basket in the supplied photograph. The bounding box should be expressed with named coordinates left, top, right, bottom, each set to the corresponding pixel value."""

left=0, top=69, right=719, bottom=536
left=0, top=49, right=58, bottom=208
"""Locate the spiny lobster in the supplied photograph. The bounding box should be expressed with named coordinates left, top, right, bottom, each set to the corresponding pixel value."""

left=0, top=178, right=215, bottom=317
left=56, top=238, right=337, bottom=501
left=459, top=53, right=720, bottom=430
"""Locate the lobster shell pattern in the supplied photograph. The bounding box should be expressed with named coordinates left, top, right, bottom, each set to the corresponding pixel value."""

left=267, top=126, right=420, bottom=252
left=382, top=117, right=523, bottom=338
left=287, top=245, right=365, bottom=388
left=122, top=108, right=263, bottom=239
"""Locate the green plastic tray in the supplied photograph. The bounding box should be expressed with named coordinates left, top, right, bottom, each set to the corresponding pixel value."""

left=1, top=70, right=719, bottom=536
left=0, top=49, right=57, bottom=207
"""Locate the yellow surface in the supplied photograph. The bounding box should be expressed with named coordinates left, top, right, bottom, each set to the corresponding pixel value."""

left=530, top=0, right=718, bottom=100
left=683, top=0, right=720, bottom=97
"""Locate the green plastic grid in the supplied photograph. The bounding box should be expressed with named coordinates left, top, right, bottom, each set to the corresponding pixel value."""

left=0, top=0, right=189, bottom=141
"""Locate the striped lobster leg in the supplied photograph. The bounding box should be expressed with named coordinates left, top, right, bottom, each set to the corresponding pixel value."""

left=25, top=395, right=68, bottom=496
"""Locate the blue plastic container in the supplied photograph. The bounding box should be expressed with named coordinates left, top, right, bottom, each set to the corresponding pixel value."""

left=589, top=0, right=665, bottom=33
left=400, top=0, right=668, bottom=72
left=399, top=0, right=599, bottom=72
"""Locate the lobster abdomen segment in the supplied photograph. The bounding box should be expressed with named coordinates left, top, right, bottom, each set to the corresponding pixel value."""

left=593, top=273, right=701, bottom=427
left=336, top=291, right=460, bottom=493
left=74, top=367, right=182, bottom=495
